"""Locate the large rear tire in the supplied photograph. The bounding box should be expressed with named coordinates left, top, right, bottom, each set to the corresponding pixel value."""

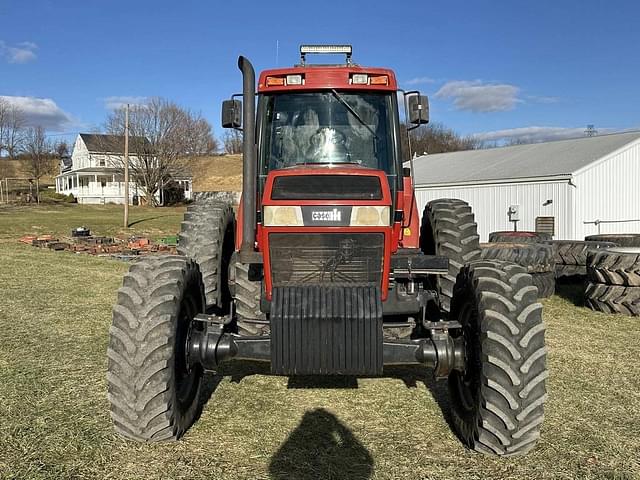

left=550, top=240, right=617, bottom=268
left=488, top=231, right=551, bottom=243
left=530, top=271, right=555, bottom=298
left=177, top=201, right=234, bottom=311
left=585, top=282, right=640, bottom=316
left=480, top=242, right=554, bottom=274
left=107, top=256, right=206, bottom=442
left=420, top=198, right=481, bottom=312
left=585, top=234, right=640, bottom=248
left=586, top=247, right=640, bottom=286
left=448, top=260, right=547, bottom=456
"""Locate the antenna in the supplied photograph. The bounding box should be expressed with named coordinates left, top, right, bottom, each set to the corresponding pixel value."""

left=585, top=124, right=597, bottom=137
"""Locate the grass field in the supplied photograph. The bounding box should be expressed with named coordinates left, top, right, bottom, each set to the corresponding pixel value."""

left=0, top=204, right=639, bottom=479
left=0, top=203, right=186, bottom=241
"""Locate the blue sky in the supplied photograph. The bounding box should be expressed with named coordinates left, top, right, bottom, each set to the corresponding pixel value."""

left=1, top=0, right=638, bottom=146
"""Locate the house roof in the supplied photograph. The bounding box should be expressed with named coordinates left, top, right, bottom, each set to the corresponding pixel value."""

left=79, top=133, right=151, bottom=154
left=411, top=131, right=640, bottom=186
left=60, top=155, right=72, bottom=172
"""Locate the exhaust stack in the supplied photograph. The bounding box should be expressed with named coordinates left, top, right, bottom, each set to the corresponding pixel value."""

left=238, top=56, right=256, bottom=261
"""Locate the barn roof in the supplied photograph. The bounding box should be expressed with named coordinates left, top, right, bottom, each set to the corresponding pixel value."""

left=79, top=133, right=151, bottom=154
left=411, top=131, right=640, bottom=186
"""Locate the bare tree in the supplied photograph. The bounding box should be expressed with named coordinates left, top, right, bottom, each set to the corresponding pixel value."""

left=22, top=126, right=54, bottom=201
left=223, top=129, right=243, bottom=155
left=0, top=98, right=26, bottom=158
left=505, top=137, right=530, bottom=146
left=183, top=115, right=218, bottom=155
left=105, top=97, right=216, bottom=206
left=401, top=122, right=482, bottom=158
left=54, top=140, right=70, bottom=158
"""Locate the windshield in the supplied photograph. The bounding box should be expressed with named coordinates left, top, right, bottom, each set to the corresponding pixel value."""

left=260, top=92, right=395, bottom=174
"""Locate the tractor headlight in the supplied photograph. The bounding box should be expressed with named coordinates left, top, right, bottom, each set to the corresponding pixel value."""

left=263, top=206, right=304, bottom=226
left=350, top=206, right=390, bottom=227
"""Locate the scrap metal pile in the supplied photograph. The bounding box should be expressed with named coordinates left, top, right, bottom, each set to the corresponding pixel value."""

left=19, top=227, right=177, bottom=260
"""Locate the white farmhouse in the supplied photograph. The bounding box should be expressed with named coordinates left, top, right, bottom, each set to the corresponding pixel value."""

left=55, top=133, right=192, bottom=204
left=411, top=131, right=640, bottom=241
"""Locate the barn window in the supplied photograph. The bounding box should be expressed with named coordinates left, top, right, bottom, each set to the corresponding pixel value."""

left=536, top=216, right=555, bottom=237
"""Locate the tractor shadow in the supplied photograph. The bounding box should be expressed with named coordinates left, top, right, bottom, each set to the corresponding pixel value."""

left=385, top=365, right=456, bottom=430
left=268, top=408, right=373, bottom=480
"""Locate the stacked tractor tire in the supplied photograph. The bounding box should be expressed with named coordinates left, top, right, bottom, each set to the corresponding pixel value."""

left=481, top=231, right=556, bottom=298
left=584, top=234, right=640, bottom=316
left=549, top=239, right=617, bottom=279
left=481, top=230, right=640, bottom=316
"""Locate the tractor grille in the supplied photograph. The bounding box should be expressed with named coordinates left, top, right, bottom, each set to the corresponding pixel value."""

left=271, top=175, right=382, bottom=201
left=269, top=233, right=384, bottom=287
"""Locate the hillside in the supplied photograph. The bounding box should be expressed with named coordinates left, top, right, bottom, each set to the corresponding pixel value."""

left=185, top=154, right=243, bottom=192
left=1, top=155, right=244, bottom=192
left=0, top=158, right=59, bottom=185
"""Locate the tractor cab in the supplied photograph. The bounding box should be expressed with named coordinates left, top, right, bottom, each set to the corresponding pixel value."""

left=223, top=44, right=429, bottom=208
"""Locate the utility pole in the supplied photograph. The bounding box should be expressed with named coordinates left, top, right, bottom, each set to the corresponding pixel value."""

left=123, top=104, right=130, bottom=228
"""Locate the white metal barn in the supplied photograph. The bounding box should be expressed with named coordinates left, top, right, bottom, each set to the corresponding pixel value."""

left=411, top=131, right=640, bottom=241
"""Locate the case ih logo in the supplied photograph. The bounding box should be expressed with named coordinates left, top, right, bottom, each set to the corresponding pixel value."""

left=311, top=208, right=342, bottom=222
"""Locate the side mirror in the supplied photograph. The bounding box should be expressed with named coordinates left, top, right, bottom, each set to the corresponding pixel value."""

left=222, top=99, right=242, bottom=129
left=407, top=93, right=429, bottom=125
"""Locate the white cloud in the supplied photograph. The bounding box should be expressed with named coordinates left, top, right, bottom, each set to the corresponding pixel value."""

left=0, top=95, right=73, bottom=131
left=103, top=96, right=149, bottom=110
left=0, top=41, right=38, bottom=64
left=403, top=76, right=437, bottom=86
left=435, top=80, right=521, bottom=113
left=472, top=126, right=615, bottom=144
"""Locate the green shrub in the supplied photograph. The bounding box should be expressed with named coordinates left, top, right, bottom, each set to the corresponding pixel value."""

left=39, top=190, right=76, bottom=203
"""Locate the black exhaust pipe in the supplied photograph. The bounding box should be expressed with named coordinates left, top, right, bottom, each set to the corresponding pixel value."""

left=238, top=56, right=256, bottom=262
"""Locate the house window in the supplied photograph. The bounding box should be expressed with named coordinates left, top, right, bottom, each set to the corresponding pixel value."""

left=99, top=157, right=105, bottom=167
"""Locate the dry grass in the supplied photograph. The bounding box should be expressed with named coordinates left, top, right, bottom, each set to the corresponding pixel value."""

left=185, top=154, right=242, bottom=192
left=0, top=158, right=58, bottom=185
left=0, top=206, right=639, bottom=479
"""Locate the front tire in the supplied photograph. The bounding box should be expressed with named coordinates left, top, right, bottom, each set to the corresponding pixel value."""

left=107, top=256, right=206, bottom=442
left=448, top=260, right=548, bottom=456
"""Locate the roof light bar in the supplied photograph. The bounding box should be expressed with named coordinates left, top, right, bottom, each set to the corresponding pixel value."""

left=300, top=44, right=352, bottom=55
left=299, top=44, right=353, bottom=65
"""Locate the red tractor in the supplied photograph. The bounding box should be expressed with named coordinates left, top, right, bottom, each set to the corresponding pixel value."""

left=107, top=45, right=547, bottom=456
